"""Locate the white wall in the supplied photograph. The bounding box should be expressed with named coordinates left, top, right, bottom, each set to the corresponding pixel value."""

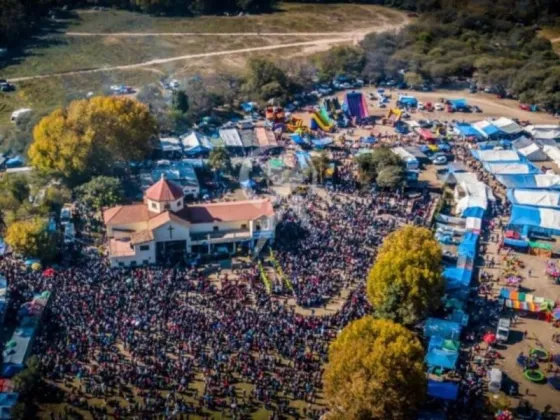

left=153, top=221, right=190, bottom=242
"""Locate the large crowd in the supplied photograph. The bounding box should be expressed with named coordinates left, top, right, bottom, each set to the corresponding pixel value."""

left=1, top=175, right=432, bottom=418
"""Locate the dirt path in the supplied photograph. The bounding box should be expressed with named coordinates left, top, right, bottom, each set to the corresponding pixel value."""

left=8, top=15, right=408, bottom=83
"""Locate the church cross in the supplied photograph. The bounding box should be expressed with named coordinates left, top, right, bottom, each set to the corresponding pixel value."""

left=168, top=225, right=175, bottom=239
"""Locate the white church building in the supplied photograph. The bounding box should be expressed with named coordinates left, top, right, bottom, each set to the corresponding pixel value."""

left=103, top=177, right=276, bottom=267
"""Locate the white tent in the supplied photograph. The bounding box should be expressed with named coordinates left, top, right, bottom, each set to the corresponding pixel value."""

left=514, top=140, right=548, bottom=161
left=218, top=128, right=243, bottom=148
left=543, top=145, right=560, bottom=166
left=510, top=189, right=560, bottom=209
left=181, top=131, right=213, bottom=152
left=473, top=149, right=520, bottom=162
left=526, top=125, right=560, bottom=141
left=454, top=181, right=495, bottom=214
left=483, top=162, right=534, bottom=175
left=493, top=117, right=523, bottom=135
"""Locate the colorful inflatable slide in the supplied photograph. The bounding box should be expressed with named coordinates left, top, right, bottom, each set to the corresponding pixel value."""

left=345, top=91, right=368, bottom=119
left=310, top=108, right=334, bottom=132
left=386, top=108, right=402, bottom=124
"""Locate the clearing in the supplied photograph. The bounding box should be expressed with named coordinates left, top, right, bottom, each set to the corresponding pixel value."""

left=539, top=26, right=560, bottom=54
left=0, top=3, right=408, bottom=132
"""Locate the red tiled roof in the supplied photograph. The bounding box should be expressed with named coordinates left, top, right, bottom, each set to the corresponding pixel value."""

left=130, top=230, right=154, bottom=245
left=148, top=211, right=190, bottom=230
left=109, top=238, right=136, bottom=257
left=144, top=178, right=184, bottom=202
left=182, top=199, right=274, bottom=223
left=103, top=204, right=153, bottom=225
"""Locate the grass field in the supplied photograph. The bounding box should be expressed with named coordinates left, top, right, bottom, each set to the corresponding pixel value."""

left=0, top=3, right=406, bottom=149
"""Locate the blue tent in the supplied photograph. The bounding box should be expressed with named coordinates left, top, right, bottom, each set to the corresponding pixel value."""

left=312, top=138, right=333, bottom=148
left=295, top=151, right=311, bottom=169
left=462, top=207, right=485, bottom=218
left=427, top=381, right=459, bottom=401
left=458, top=232, right=478, bottom=258
left=448, top=99, right=468, bottom=109
left=398, top=95, right=418, bottom=107
left=360, top=136, right=376, bottom=144
left=455, top=123, right=481, bottom=138
left=443, top=267, right=473, bottom=290
left=509, top=205, right=560, bottom=235
left=290, top=134, right=307, bottom=145
left=424, top=318, right=462, bottom=340
left=425, top=336, right=459, bottom=369
left=496, top=174, right=560, bottom=190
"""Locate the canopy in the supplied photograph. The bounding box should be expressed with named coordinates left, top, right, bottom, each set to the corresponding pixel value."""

left=312, top=138, right=333, bottom=148
left=426, top=336, right=459, bottom=369
left=472, top=149, right=521, bottom=162
left=507, top=189, right=560, bottom=209
left=483, top=162, right=539, bottom=175
left=443, top=267, right=473, bottom=290
left=427, top=381, right=459, bottom=401
left=473, top=120, right=503, bottom=138
left=181, top=131, right=213, bottom=152
left=494, top=117, right=523, bottom=135
left=448, top=98, right=467, bottom=108
left=496, top=174, right=560, bottom=190
left=510, top=205, right=560, bottom=233
left=418, top=128, right=435, bottom=141
left=424, top=318, right=462, bottom=340
left=455, top=123, right=481, bottom=138
left=218, top=128, right=243, bottom=147
left=255, top=127, right=277, bottom=147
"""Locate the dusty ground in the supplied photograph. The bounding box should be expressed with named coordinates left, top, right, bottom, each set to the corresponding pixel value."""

left=479, top=228, right=560, bottom=412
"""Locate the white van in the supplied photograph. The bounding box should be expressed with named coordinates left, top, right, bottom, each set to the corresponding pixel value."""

left=434, top=103, right=444, bottom=111
left=488, top=368, right=502, bottom=393
left=496, top=318, right=511, bottom=342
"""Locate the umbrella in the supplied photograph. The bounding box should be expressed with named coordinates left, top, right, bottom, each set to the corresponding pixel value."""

left=552, top=308, right=560, bottom=320
left=5, top=340, right=16, bottom=349
left=483, top=333, right=496, bottom=344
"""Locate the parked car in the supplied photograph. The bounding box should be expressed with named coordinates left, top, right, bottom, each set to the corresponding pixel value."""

left=472, top=105, right=482, bottom=113
left=0, top=82, right=15, bottom=92
left=431, top=154, right=448, bottom=165
left=519, top=104, right=531, bottom=111
left=434, top=103, right=444, bottom=111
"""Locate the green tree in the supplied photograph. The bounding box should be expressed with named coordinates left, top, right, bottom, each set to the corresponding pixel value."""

left=355, top=147, right=404, bottom=186
left=244, top=57, right=292, bottom=102
left=324, top=317, right=426, bottom=420
left=75, top=176, right=123, bottom=211
left=404, top=71, right=425, bottom=87
left=376, top=165, right=405, bottom=189
left=309, top=151, right=330, bottom=184
left=367, top=226, right=444, bottom=325
left=316, top=46, right=365, bottom=81
left=12, top=355, right=41, bottom=398
left=172, top=90, right=190, bottom=114
left=4, top=217, right=55, bottom=260
left=208, top=147, right=231, bottom=178
left=28, top=97, right=157, bottom=183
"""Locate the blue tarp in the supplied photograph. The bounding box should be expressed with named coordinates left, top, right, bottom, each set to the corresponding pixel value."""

left=455, top=123, right=481, bottom=138
left=448, top=99, right=467, bottom=109
left=458, top=232, right=479, bottom=259
left=295, top=152, right=311, bottom=169
left=360, top=136, right=376, bottom=144
left=398, top=95, right=418, bottom=107
left=443, top=267, right=473, bottom=290
left=290, top=134, right=306, bottom=145
left=427, top=381, right=459, bottom=401
left=496, top=175, right=560, bottom=190
left=479, top=124, right=502, bottom=137
left=424, top=318, right=462, bottom=340
left=509, top=205, right=560, bottom=235
left=462, top=207, right=485, bottom=218
left=425, top=336, right=459, bottom=369
left=312, top=138, right=333, bottom=148
left=503, top=238, right=529, bottom=248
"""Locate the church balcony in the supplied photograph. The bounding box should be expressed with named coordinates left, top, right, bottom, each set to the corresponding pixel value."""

left=190, top=229, right=252, bottom=245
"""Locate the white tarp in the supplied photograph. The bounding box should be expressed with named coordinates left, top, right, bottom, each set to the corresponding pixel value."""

left=493, top=117, right=523, bottom=135
left=512, top=190, right=560, bottom=208
left=466, top=217, right=482, bottom=231
left=181, top=132, right=213, bottom=151
left=535, top=175, right=560, bottom=188
left=392, top=147, right=419, bottom=169
left=517, top=142, right=548, bottom=161
left=455, top=181, right=494, bottom=214
left=540, top=208, right=560, bottom=230
left=484, top=163, right=532, bottom=175
left=453, top=173, right=479, bottom=184
left=543, top=145, right=560, bottom=166
left=475, top=150, right=521, bottom=162
left=526, top=125, right=560, bottom=141
left=219, top=128, right=243, bottom=147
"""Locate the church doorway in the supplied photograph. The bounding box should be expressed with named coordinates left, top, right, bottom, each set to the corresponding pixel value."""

left=156, top=240, right=187, bottom=265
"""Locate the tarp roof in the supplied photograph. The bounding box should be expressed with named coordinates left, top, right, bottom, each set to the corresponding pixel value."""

left=510, top=205, right=560, bottom=232
left=426, top=336, right=459, bottom=369
left=462, top=206, right=485, bottom=218
left=496, top=174, right=560, bottom=189
left=453, top=173, right=479, bottom=185
left=448, top=98, right=467, bottom=108
left=507, top=189, right=560, bottom=209
left=181, top=132, right=213, bottom=151
left=219, top=128, right=243, bottom=147
left=454, top=123, right=481, bottom=138
left=447, top=162, right=468, bottom=173
left=255, top=127, right=277, bottom=147
left=526, top=125, right=560, bottom=140
left=392, top=147, right=418, bottom=163
left=239, top=129, right=259, bottom=148
left=472, top=149, right=521, bottom=162
left=418, top=128, right=435, bottom=141
left=483, top=162, right=539, bottom=175
left=424, top=318, right=462, bottom=340
left=443, top=266, right=473, bottom=290
left=473, top=120, right=502, bottom=138
left=543, top=145, right=560, bottom=166
left=427, top=381, right=459, bottom=401
left=494, top=117, right=523, bottom=134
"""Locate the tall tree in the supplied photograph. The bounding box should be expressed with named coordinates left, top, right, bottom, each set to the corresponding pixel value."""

left=367, top=225, right=444, bottom=325
left=309, top=151, right=330, bottom=184
left=5, top=217, right=56, bottom=260
left=28, top=97, right=157, bottom=183
left=324, top=317, right=426, bottom=420
left=208, top=147, right=231, bottom=178
left=75, top=176, right=123, bottom=211
left=172, top=90, right=190, bottom=114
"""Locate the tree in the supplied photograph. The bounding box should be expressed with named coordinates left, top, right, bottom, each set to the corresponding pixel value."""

left=404, top=71, right=425, bottom=87
left=316, top=46, right=365, bottom=82
left=184, top=77, right=220, bottom=120
left=309, top=151, right=330, bottom=184
left=28, top=97, right=157, bottom=182
left=244, top=57, right=292, bottom=103
left=324, top=317, right=426, bottom=420
left=4, top=217, right=55, bottom=260
left=367, top=226, right=444, bottom=325
left=376, top=165, right=405, bottom=189
left=208, top=147, right=231, bottom=178
left=172, top=90, right=190, bottom=114
left=75, top=176, right=123, bottom=211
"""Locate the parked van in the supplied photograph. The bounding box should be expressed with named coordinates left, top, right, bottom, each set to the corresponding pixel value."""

left=488, top=368, right=502, bottom=393
left=496, top=318, right=511, bottom=342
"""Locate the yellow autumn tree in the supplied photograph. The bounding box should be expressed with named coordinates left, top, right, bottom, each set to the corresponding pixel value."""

left=367, top=225, right=443, bottom=325
left=5, top=217, right=55, bottom=260
left=324, top=317, right=426, bottom=420
left=28, top=96, right=157, bottom=182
